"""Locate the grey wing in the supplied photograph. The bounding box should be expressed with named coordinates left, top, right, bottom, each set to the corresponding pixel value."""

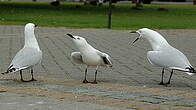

left=7, top=47, right=42, bottom=73
left=71, top=52, right=83, bottom=64
left=96, top=51, right=113, bottom=67
left=147, top=50, right=191, bottom=69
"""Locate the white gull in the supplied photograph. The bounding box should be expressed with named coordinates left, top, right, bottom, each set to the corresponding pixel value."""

left=2, top=23, right=42, bottom=82
left=131, top=28, right=195, bottom=85
left=67, top=33, right=112, bottom=84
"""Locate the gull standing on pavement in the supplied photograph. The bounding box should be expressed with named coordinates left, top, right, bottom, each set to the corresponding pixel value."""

left=67, top=33, right=112, bottom=84
left=2, top=23, right=42, bottom=82
left=130, top=28, right=195, bottom=85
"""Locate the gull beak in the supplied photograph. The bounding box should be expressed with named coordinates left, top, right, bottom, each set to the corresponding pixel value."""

left=132, top=37, right=140, bottom=44
left=130, top=31, right=137, bottom=33
left=66, top=33, right=75, bottom=39
left=129, top=30, right=141, bottom=45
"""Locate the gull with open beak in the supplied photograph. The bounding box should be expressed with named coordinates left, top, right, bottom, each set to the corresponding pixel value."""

left=67, top=33, right=113, bottom=84
left=130, top=28, right=195, bottom=86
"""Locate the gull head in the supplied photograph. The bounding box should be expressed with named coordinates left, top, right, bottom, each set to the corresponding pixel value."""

left=25, top=23, right=37, bottom=32
left=66, top=33, right=87, bottom=47
left=130, top=28, right=169, bottom=50
left=130, top=28, right=153, bottom=45
left=130, top=28, right=165, bottom=44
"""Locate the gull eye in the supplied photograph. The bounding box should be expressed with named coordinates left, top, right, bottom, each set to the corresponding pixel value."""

left=77, top=38, right=80, bottom=40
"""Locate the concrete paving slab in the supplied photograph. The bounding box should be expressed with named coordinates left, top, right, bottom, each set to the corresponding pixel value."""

left=0, top=92, right=131, bottom=110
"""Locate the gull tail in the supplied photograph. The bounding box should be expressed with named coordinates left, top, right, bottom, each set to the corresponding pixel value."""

left=1, top=65, right=18, bottom=75
left=171, top=66, right=195, bottom=76
left=186, top=72, right=194, bottom=76
left=185, top=66, right=196, bottom=75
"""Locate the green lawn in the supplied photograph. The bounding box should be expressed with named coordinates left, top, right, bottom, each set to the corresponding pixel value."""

left=0, top=1, right=196, bottom=29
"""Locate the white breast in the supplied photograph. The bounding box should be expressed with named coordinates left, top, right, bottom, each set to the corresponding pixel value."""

left=82, top=52, right=101, bottom=66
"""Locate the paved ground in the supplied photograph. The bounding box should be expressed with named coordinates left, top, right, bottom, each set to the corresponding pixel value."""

left=0, top=25, right=196, bottom=110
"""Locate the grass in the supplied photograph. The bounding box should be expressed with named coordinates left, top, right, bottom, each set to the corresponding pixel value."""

left=0, top=1, right=196, bottom=29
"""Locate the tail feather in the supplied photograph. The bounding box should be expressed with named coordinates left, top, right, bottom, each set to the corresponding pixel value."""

left=1, top=68, right=16, bottom=75
left=185, top=66, right=196, bottom=75
left=1, top=65, right=17, bottom=75
left=172, top=66, right=195, bottom=75
left=186, top=72, right=194, bottom=76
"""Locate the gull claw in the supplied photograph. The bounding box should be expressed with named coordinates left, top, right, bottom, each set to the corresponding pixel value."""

left=82, top=79, right=89, bottom=83
left=91, top=81, right=98, bottom=84
left=159, top=82, right=165, bottom=85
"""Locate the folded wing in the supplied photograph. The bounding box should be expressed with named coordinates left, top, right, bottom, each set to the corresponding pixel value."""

left=4, top=47, right=42, bottom=74
left=147, top=50, right=193, bottom=75
left=71, top=52, right=83, bottom=64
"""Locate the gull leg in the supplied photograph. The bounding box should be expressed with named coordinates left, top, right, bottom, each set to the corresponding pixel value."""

left=166, top=70, right=173, bottom=85
left=20, top=69, right=37, bottom=82
left=83, top=66, right=89, bottom=83
left=20, top=70, right=25, bottom=82
left=30, top=68, right=37, bottom=81
left=92, top=66, right=99, bottom=84
left=159, top=68, right=165, bottom=85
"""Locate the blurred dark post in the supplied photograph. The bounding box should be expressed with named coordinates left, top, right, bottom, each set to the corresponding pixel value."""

left=50, top=0, right=60, bottom=6
left=194, top=0, right=196, bottom=5
left=132, top=0, right=142, bottom=8
left=136, top=0, right=140, bottom=7
left=108, top=0, right=112, bottom=29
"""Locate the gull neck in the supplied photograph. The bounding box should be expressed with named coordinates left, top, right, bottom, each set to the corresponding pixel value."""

left=143, top=31, right=170, bottom=51
left=24, top=28, right=40, bottom=51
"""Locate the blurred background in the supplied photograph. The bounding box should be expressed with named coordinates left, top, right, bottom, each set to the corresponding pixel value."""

left=0, top=0, right=196, bottom=29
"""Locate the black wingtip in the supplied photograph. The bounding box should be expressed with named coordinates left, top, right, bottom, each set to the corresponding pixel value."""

left=1, top=71, right=8, bottom=75
left=1, top=72, right=5, bottom=75
left=186, top=66, right=196, bottom=73
left=190, top=66, right=196, bottom=73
